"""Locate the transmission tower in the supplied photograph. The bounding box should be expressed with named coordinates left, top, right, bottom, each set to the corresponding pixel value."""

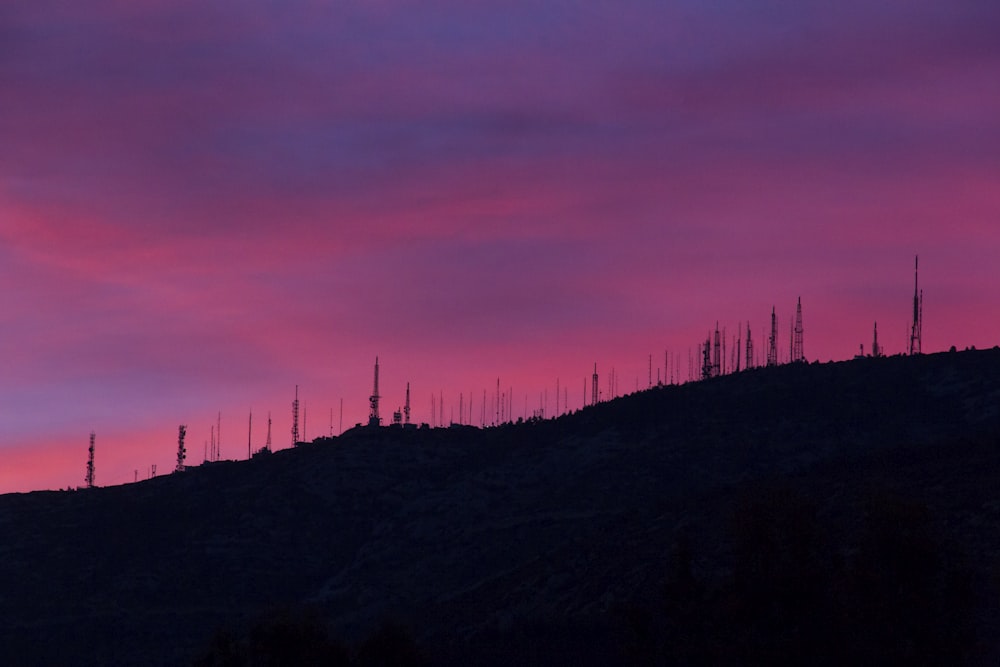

left=745, top=323, right=754, bottom=370
left=767, top=306, right=778, bottom=367
left=701, top=335, right=713, bottom=380
left=712, top=323, right=721, bottom=377
left=368, top=357, right=382, bottom=426
left=404, top=382, right=411, bottom=425
left=175, top=424, right=187, bottom=473
left=793, top=296, right=804, bottom=362
left=266, top=411, right=272, bottom=451
left=292, top=385, right=300, bottom=443
left=872, top=321, right=882, bottom=358
left=591, top=364, right=599, bottom=405
left=909, top=255, right=923, bottom=355
left=85, top=431, right=95, bottom=489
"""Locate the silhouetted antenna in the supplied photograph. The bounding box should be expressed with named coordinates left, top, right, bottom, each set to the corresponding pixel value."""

left=266, top=411, right=272, bottom=451
left=735, top=323, right=742, bottom=372
left=303, top=401, right=307, bottom=442
left=217, top=411, right=221, bottom=461
left=793, top=296, right=804, bottom=362
left=713, top=323, right=721, bottom=377
left=404, top=382, right=411, bottom=425
left=745, top=322, right=753, bottom=370
left=701, top=334, right=712, bottom=379
left=909, top=255, right=923, bottom=355
left=767, top=306, right=778, bottom=366
left=85, top=431, right=95, bottom=489
left=592, top=364, right=599, bottom=406
left=175, top=424, right=187, bottom=473
left=292, top=385, right=300, bottom=443
left=247, top=410, right=252, bottom=459
left=872, top=321, right=882, bottom=358
left=368, top=357, right=381, bottom=427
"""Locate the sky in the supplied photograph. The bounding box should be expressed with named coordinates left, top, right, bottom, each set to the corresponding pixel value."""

left=2, top=0, right=999, bottom=492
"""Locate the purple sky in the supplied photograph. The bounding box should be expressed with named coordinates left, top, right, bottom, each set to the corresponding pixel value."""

left=2, top=1, right=999, bottom=492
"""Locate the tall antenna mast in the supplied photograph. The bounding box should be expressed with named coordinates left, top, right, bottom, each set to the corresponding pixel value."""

left=745, top=323, right=753, bottom=370
left=175, top=424, right=187, bottom=473
left=368, top=357, right=381, bottom=426
left=793, top=296, right=804, bottom=362
left=591, top=363, right=599, bottom=406
left=85, top=431, right=95, bottom=489
left=247, top=410, right=252, bottom=459
left=701, top=334, right=712, bottom=380
left=292, top=385, right=300, bottom=444
left=909, top=255, right=923, bottom=355
left=266, top=411, right=272, bottom=451
left=872, top=321, right=882, bottom=358
left=767, top=306, right=778, bottom=367
left=404, top=382, right=411, bottom=425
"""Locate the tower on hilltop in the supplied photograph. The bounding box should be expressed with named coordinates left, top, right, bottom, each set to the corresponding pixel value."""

left=368, top=357, right=382, bottom=427
left=792, top=297, right=804, bottom=363
left=909, top=255, right=923, bottom=355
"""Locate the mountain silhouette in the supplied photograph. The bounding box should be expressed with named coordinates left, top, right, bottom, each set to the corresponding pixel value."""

left=2, top=349, right=999, bottom=665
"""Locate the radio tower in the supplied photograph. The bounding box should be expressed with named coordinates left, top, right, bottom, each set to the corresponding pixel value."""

left=745, top=323, right=754, bottom=370
left=591, top=363, right=599, bottom=405
left=404, top=382, right=411, bottom=425
left=368, top=356, right=382, bottom=426
left=291, top=385, right=300, bottom=444
left=909, top=255, right=923, bottom=355
left=85, top=431, right=95, bottom=489
left=265, top=411, right=272, bottom=452
left=712, top=323, right=721, bottom=377
left=175, top=424, right=187, bottom=473
left=792, top=297, right=804, bottom=362
left=701, top=335, right=713, bottom=380
left=767, top=306, right=778, bottom=367
left=872, top=321, right=882, bottom=358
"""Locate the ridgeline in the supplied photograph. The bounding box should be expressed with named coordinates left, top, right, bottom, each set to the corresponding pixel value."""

left=3, top=349, right=1000, bottom=665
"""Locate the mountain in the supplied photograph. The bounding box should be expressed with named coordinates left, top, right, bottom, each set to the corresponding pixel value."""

left=2, top=349, right=1000, bottom=665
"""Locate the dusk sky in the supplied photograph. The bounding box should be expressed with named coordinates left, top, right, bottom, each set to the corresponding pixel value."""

left=2, top=1, right=999, bottom=492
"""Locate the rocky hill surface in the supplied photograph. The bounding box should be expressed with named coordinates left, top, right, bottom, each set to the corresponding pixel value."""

left=3, top=349, right=1000, bottom=665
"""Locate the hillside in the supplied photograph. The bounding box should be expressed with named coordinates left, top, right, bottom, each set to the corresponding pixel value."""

left=3, top=349, right=1000, bottom=665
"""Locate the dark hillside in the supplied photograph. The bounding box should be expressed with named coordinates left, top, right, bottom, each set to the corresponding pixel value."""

left=3, top=349, right=1000, bottom=665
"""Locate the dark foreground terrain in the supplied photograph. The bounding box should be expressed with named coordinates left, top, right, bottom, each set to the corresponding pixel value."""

left=3, top=349, right=1000, bottom=665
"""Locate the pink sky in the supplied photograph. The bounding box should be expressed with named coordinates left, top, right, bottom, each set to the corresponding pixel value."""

left=2, top=1, right=999, bottom=492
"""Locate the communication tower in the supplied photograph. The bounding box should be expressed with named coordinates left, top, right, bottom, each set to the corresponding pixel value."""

left=909, top=256, right=923, bottom=355
left=793, top=297, right=804, bottom=362
left=292, top=385, right=300, bottom=443
left=175, top=424, right=187, bottom=473
left=712, top=323, right=721, bottom=377
left=266, top=411, right=272, bottom=451
left=872, top=322, right=882, bottom=358
left=368, top=357, right=382, bottom=426
left=404, top=382, right=411, bottom=425
left=745, top=323, right=754, bottom=370
left=591, top=364, right=599, bottom=405
left=85, top=431, right=95, bottom=489
left=767, top=307, right=778, bottom=367
left=701, top=335, right=713, bottom=380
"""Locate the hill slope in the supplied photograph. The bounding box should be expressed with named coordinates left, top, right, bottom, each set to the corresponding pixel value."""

left=3, top=349, right=1000, bottom=664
